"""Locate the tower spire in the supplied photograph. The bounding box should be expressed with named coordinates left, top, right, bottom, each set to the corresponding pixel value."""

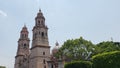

left=39, top=8, right=41, bottom=13
left=20, top=25, right=29, bottom=39
left=35, top=9, right=46, bottom=27
left=24, top=23, right=26, bottom=28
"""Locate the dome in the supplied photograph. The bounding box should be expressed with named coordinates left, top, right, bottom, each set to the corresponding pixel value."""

left=52, top=42, right=60, bottom=54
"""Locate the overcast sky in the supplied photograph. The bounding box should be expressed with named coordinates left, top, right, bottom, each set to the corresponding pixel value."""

left=0, top=0, right=120, bottom=68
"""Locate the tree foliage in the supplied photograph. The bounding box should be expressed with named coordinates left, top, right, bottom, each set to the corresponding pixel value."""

left=95, top=41, right=120, bottom=54
left=56, top=37, right=95, bottom=61
left=64, top=61, right=92, bottom=68
left=0, top=66, right=6, bottom=68
left=55, top=36, right=120, bottom=63
left=92, top=51, right=120, bottom=68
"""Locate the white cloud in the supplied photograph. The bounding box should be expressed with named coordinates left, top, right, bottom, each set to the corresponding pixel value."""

left=0, top=10, right=7, bottom=17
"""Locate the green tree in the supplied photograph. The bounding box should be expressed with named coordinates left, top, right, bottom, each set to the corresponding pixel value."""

left=95, top=41, right=120, bottom=54
left=56, top=37, right=95, bottom=61
left=64, top=61, right=92, bottom=68
left=0, top=66, right=6, bottom=68
left=92, top=51, right=120, bottom=68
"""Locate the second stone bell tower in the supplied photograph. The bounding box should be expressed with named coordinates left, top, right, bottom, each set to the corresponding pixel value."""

left=29, top=9, right=50, bottom=68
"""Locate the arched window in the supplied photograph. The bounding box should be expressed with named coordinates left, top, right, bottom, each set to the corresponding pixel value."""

left=21, top=34, right=24, bottom=38
left=34, top=33, right=37, bottom=38
left=38, top=20, right=40, bottom=23
left=41, top=32, right=44, bottom=37
left=23, top=44, right=27, bottom=49
left=43, top=59, right=45, bottom=64
left=41, top=20, right=43, bottom=23
left=25, top=34, right=27, bottom=38
left=39, top=31, right=40, bottom=34
left=46, top=33, right=47, bottom=36
left=51, top=64, right=53, bottom=68
left=44, top=66, right=46, bottom=68
left=43, top=52, right=45, bottom=55
left=38, top=20, right=40, bottom=26
left=41, top=20, right=44, bottom=25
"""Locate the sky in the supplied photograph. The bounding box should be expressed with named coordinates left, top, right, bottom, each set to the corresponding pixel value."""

left=0, top=0, right=120, bottom=68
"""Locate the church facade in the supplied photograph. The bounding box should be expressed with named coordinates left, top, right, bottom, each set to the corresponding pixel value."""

left=14, top=10, right=64, bottom=68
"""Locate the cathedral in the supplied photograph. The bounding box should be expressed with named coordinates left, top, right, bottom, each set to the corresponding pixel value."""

left=14, top=10, right=64, bottom=68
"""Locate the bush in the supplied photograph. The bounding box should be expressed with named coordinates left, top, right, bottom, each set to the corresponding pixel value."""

left=64, top=61, right=92, bottom=68
left=92, top=51, right=120, bottom=68
left=0, top=66, right=6, bottom=68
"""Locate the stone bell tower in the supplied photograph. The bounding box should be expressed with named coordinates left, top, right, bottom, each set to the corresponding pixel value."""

left=14, top=25, right=30, bottom=68
left=29, top=9, right=50, bottom=68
